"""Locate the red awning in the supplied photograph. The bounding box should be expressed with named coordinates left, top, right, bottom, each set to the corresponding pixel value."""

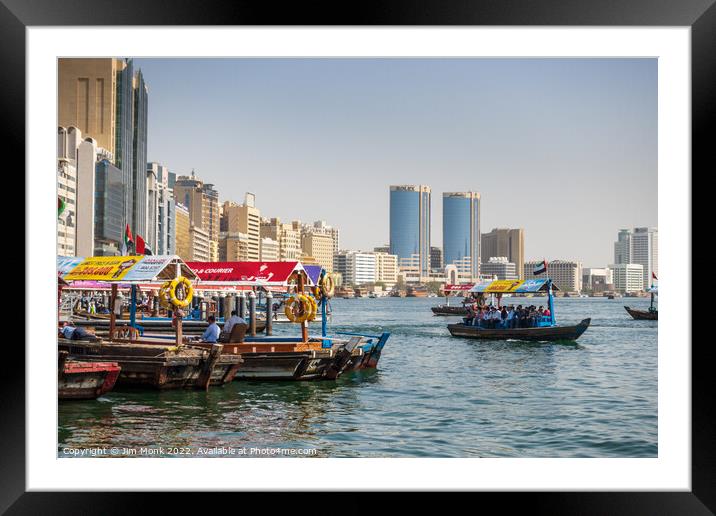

left=186, top=261, right=312, bottom=286
left=444, top=284, right=474, bottom=291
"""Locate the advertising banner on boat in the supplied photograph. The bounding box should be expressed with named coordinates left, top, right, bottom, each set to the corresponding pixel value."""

left=515, top=279, right=550, bottom=292
left=485, top=280, right=524, bottom=293
left=121, top=255, right=175, bottom=282
left=187, top=261, right=313, bottom=286
left=64, top=256, right=144, bottom=281
left=443, top=284, right=473, bottom=291
left=57, top=256, right=84, bottom=278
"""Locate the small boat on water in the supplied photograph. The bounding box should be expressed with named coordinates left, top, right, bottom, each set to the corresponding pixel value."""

left=446, top=278, right=591, bottom=342
left=334, top=285, right=355, bottom=298
left=354, top=287, right=368, bottom=298
left=58, top=351, right=120, bottom=399
left=625, top=285, right=658, bottom=320
left=432, top=283, right=473, bottom=316
left=406, top=284, right=428, bottom=297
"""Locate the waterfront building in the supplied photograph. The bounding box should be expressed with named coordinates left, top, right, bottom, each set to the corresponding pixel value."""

left=525, top=259, right=583, bottom=293
left=374, top=252, right=398, bottom=287
left=58, top=58, right=147, bottom=240
left=57, top=128, right=77, bottom=257
left=614, top=229, right=632, bottom=264
left=481, top=257, right=518, bottom=281
left=613, top=227, right=658, bottom=288
left=221, top=193, right=261, bottom=261
left=430, top=246, right=443, bottom=271
left=174, top=203, right=191, bottom=261
left=389, top=185, right=431, bottom=276
left=94, top=159, right=125, bottom=256
left=582, top=267, right=614, bottom=294
left=147, top=162, right=175, bottom=256
left=309, top=220, right=340, bottom=255
left=189, top=225, right=211, bottom=262
left=260, top=218, right=301, bottom=261
left=334, top=251, right=377, bottom=286
left=173, top=170, right=220, bottom=261
left=481, top=228, right=525, bottom=280
left=260, top=237, right=280, bottom=261
left=609, top=263, right=644, bottom=293
left=302, top=232, right=334, bottom=271
left=146, top=166, right=159, bottom=253
left=442, top=191, right=481, bottom=278
left=219, top=231, right=250, bottom=261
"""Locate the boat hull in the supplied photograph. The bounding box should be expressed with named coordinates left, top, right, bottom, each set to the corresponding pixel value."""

left=624, top=306, right=658, bottom=320
left=447, top=318, right=591, bottom=342
left=431, top=305, right=468, bottom=316
left=58, top=353, right=120, bottom=400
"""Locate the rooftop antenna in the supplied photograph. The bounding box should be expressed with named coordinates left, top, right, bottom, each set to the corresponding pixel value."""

left=191, top=168, right=196, bottom=179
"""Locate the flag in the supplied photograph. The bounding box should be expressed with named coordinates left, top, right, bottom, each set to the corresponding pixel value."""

left=124, top=224, right=134, bottom=255
left=136, top=234, right=145, bottom=255
left=57, top=196, right=66, bottom=217
left=652, top=272, right=657, bottom=281
left=533, top=260, right=548, bottom=275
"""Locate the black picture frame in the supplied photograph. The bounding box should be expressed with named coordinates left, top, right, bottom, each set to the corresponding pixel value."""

left=5, top=0, right=708, bottom=513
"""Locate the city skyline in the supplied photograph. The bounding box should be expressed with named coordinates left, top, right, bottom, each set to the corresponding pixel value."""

left=130, top=58, right=656, bottom=267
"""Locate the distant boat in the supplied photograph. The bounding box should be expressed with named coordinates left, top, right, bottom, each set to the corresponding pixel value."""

left=354, top=287, right=368, bottom=298
left=406, top=285, right=428, bottom=297
left=334, top=286, right=355, bottom=298
left=625, top=285, right=657, bottom=320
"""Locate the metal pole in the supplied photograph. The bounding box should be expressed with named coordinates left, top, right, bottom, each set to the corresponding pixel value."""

left=109, top=284, right=118, bottom=338
left=238, top=291, right=246, bottom=319
left=548, top=280, right=556, bottom=326
left=298, top=272, right=308, bottom=342
left=265, top=290, right=273, bottom=336
left=248, top=290, right=256, bottom=336
left=130, top=284, right=137, bottom=328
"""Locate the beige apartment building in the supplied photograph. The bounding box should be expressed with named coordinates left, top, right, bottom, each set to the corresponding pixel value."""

left=301, top=232, right=334, bottom=271
left=374, top=252, right=398, bottom=286
left=260, top=218, right=301, bottom=261
left=173, top=171, right=220, bottom=261
left=221, top=194, right=260, bottom=261
left=219, top=231, right=250, bottom=261
left=174, top=203, right=191, bottom=261
left=189, top=226, right=211, bottom=262
left=525, top=259, right=583, bottom=293
left=482, top=228, right=525, bottom=280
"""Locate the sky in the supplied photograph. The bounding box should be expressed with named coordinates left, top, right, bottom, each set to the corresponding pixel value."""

left=134, top=58, right=657, bottom=268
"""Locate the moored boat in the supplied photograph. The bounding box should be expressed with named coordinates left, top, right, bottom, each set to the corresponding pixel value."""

left=406, top=284, right=428, bottom=297
left=58, top=351, right=120, bottom=400
left=448, top=318, right=591, bottom=341
left=432, top=283, right=473, bottom=315
left=624, top=283, right=658, bottom=320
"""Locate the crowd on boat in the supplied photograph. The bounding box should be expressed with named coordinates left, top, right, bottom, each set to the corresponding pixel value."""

left=464, top=303, right=551, bottom=329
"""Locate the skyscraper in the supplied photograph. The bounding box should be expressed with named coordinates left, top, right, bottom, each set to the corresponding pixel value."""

left=131, top=68, right=148, bottom=239
left=481, top=228, right=525, bottom=280
left=389, top=185, right=431, bottom=277
left=442, top=192, right=481, bottom=279
left=613, top=227, right=657, bottom=288
left=173, top=170, right=220, bottom=261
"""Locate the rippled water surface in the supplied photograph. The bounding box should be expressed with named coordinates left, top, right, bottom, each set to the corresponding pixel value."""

left=59, top=297, right=657, bottom=457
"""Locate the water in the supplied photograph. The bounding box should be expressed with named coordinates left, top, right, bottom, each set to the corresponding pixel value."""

left=58, top=297, right=657, bottom=458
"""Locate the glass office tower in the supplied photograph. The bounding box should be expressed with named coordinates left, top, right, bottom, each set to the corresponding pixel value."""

left=442, top=192, right=481, bottom=278
left=389, top=185, right=431, bottom=276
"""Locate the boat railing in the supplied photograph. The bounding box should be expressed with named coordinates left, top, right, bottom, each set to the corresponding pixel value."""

left=335, top=331, right=391, bottom=353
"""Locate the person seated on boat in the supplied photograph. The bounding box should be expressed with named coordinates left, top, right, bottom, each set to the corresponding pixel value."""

left=59, top=321, right=99, bottom=341
left=476, top=306, right=487, bottom=327
left=542, top=306, right=551, bottom=318
left=464, top=303, right=477, bottom=325
left=500, top=306, right=508, bottom=328
left=201, top=315, right=221, bottom=343
left=223, top=310, right=247, bottom=334
left=515, top=305, right=526, bottom=328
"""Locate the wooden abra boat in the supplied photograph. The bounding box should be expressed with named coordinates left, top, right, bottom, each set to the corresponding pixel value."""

left=58, top=351, right=120, bottom=400
left=431, top=305, right=468, bottom=316
left=624, top=307, right=657, bottom=320
left=448, top=318, right=591, bottom=342
left=446, top=278, right=591, bottom=342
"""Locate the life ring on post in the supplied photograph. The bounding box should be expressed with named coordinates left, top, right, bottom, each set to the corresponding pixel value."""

left=320, top=274, right=335, bottom=298
left=285, top=294, right=311, bottom=323
left=306, top=295, right=318, bottom=321
left=168, top=276, right=194, bottom=309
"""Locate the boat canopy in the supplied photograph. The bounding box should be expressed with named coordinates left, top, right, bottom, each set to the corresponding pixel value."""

left=57, top=256, right=84, bottom=277
left=443, top=284, right=474, bottom=292
left=303, top=265, right=323, bottom=286
left=469, top=278, right=560, bottom=294
left=647, top=286, right=658, bottom=294
left=186, top=261, right=315, bottom=287
left=63, top=255, right=198, bottom=283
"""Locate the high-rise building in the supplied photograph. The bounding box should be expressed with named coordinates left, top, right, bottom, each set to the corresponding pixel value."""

left=219, top=231, right=250, bottom=261
left=94, top=159, right=125, bottom=256
left=131, top=69, right=148, bottom=239
left=334, top=251, right=377, bottom=286
left=310, top=221, right=340, bottom=255
left=525, top=259, right=583, bottom=293
left=220, top=194, right=261, bottom=261
left=609, top=263, right=644, bottom=293
left=58, top=58, right=149, bottom=243
left=373, top=245, right=390, bottom=254
left=189, top=226, right=211, bottom=262
left=614, top=229, right=632, bottom=265
left=613, top=227, right=658, bottom=289
left=389, top=185, right=431, bottom=277
left=374, top=252, right=399, bottom=287
left=481, top=257, right=518, bottom=281
left=260, top=237, right=280, bottom=261
left=147, top=162, right=175, bottom=255
left=482, top=228, right=525, bottom=280
left=173, top=170, right=220, bottom=261
left=57, top=127, right=77, bottom=257
left=302, top=232, right=335, bottom=271
left=174, top=203, right=191, bottom=261
left=430, top=246, right=443, bottom=271
left=582, top=267, right=614, bottom=294
left=442, top=192, right=481, bottom=278
left=146, top=166, right=159, bottom=253
left=260, top=218, right=301, bottom=261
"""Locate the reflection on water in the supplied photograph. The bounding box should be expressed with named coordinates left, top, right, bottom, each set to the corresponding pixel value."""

left=59, top=297, right=657, bottom=457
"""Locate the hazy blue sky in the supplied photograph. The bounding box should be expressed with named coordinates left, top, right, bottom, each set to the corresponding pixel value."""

left=135, top=58, right=657, bottom=267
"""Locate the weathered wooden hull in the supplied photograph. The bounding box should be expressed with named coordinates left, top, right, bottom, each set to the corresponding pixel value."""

left=70, top=318, right=266, bottom=335
left=431, top=305, right=468, bottom=316
left=624, top=306, right=658, bottom=320
left=447, top=318, right=591, bottom=342
left=58, top=339, right=241, bottom=389
left=58, top=355, right=120, bottom=400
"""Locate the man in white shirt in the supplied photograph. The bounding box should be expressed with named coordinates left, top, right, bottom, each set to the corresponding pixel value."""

left=223, top=310, right=246, bottom=334
left=202, top=316, right=221, bottom=343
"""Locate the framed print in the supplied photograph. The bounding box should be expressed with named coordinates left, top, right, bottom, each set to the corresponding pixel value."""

left=5, top=0, right=709, bottom=512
